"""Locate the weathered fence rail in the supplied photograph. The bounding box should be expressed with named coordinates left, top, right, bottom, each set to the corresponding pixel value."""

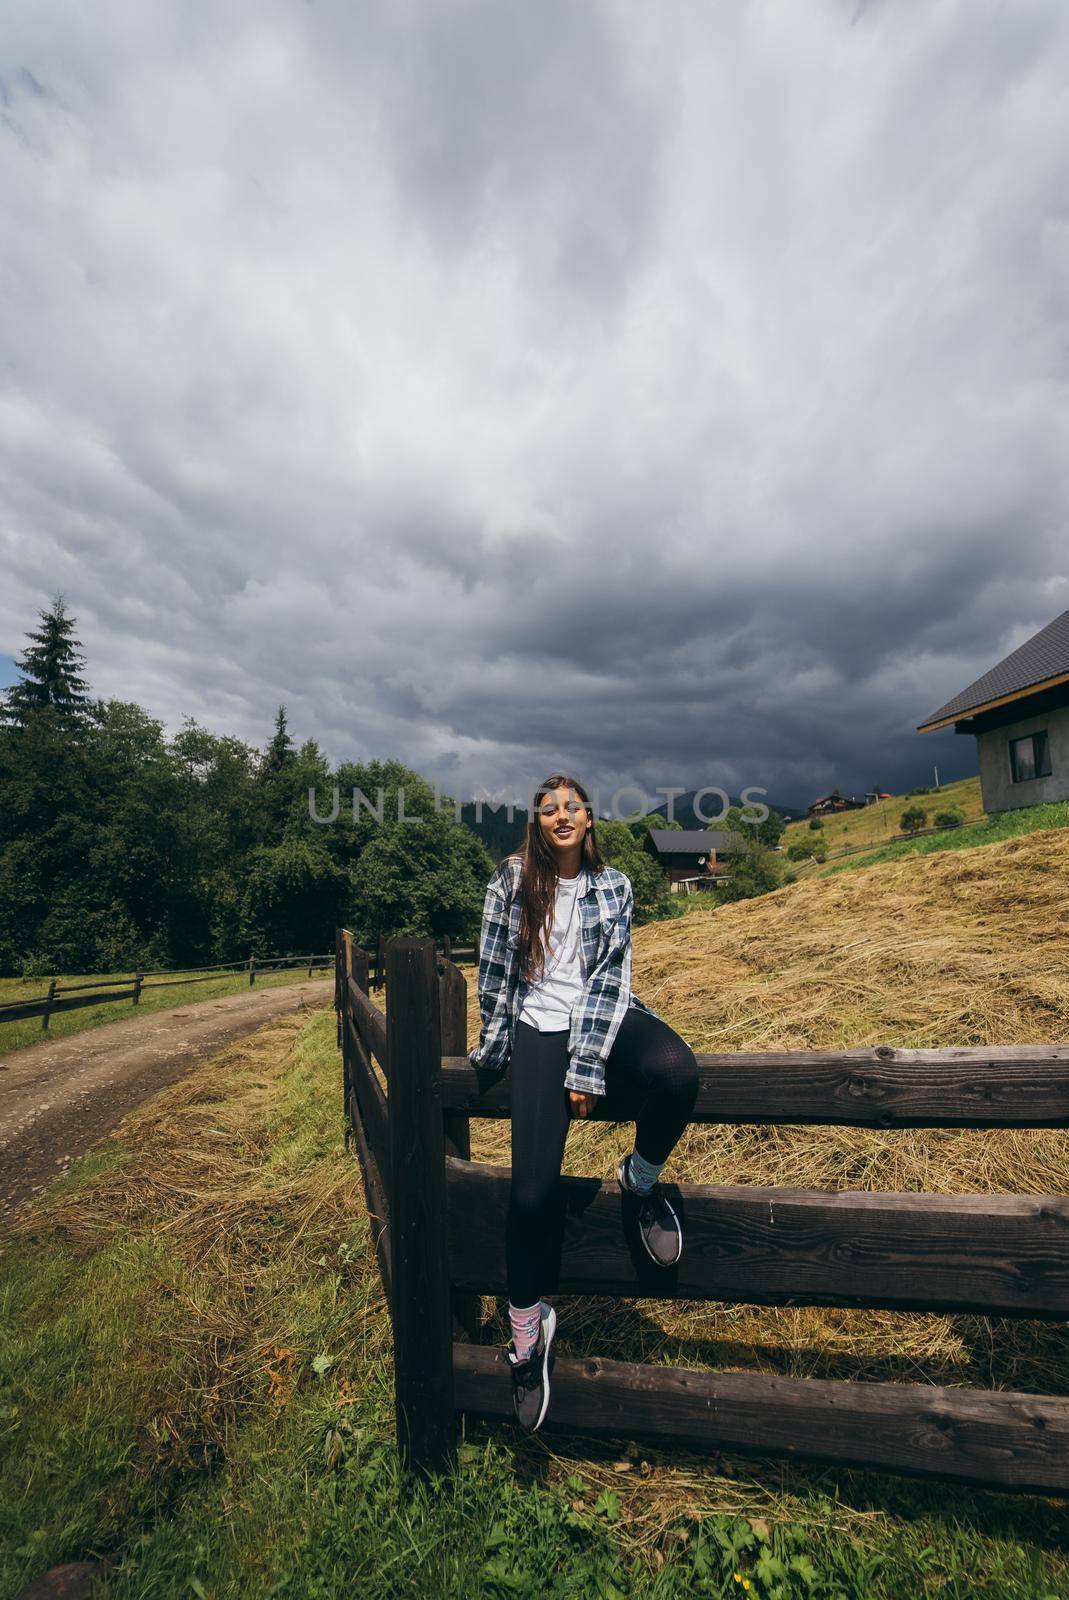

left=0, top=952, right=333, bottom=1031
left=336, top=928, right=1069, bottom=1492
left=370, top=932, right=477, bottom=990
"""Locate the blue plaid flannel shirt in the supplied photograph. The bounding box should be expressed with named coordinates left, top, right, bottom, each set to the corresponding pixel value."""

left=468, top=856, right=664, bottom=1097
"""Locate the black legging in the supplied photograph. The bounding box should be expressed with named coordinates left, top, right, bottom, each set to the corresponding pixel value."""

left=506, top=1003, right=699, bottom=1307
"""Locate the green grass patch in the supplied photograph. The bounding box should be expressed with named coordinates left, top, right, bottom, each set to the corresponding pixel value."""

left=0, top=965, right=331, bottom=1055
left=819, top=801, right=1069, bottom=879
left=2, top=1009, right=1067, bottom=1597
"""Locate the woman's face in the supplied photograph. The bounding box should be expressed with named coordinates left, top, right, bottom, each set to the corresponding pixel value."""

left=536, top=785, right=591, bottom=864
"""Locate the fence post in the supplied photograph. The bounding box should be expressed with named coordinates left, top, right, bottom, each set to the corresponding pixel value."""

left=438, top=955, right=482, bottom=1343
left=334, top=930, right=343, bottom=1047
left=376, top=933, right=385, bottom=992
left=337, top=932, right=349, bottom=1137
left=343, top=937, right=368, bottom=1150
left=133, top=971, right=143, bottom=1007
left=307, top=952, right=314, bottom=978
left=387, top=937, right=455, bottom=1480
left=249, top=956, right=256, bottom=987
left=351, top=944, right=368, bottom=1006
left=41, top=978, right=57, bottom=1033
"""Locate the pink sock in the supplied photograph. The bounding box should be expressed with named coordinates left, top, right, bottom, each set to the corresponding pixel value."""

left=508, top=1300, right=542, bottom=1360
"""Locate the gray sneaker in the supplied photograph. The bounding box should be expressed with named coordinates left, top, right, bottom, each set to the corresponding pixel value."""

left=507, top=1302, right=557, bottom=1431
left=617, top=1156, right=683, bottom=1266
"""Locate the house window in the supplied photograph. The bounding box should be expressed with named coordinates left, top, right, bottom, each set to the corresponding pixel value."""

left=1009, top=730, right=1052, bottom=783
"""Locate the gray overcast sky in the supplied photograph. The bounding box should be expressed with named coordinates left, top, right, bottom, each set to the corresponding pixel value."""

left=2, top=0, right=1067, bottom=810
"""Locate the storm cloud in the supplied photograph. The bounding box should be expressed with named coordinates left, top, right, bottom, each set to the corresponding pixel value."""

left=2, top=0, right=1067, bottom=809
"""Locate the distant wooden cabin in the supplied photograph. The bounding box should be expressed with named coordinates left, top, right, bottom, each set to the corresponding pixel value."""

left=917, top=607, right=1069, bottom=814
left=642, top=828, right=743, bottom=893
left=806, top=792, right=866, bottom=817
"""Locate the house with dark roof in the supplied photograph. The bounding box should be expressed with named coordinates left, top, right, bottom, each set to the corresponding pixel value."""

left=642, top=828, right=744, bottom=893
left=917, top=607, right=1069, bottom=813
left=806, top=791, right=866, bottom=817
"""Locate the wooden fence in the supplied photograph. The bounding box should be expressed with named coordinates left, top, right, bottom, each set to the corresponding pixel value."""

left=370, top=933, right=477, bottom=990
left=335, top=929, right=1069, bottom=1491
left=0, top=953, right=333, bottom=1032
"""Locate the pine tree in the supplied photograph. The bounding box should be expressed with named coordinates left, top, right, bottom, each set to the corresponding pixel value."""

left=263, top=704, right=296, bottom=774
left=2, top=597, right=91, bottom=727
left=256, top=705, right=300, bottom=846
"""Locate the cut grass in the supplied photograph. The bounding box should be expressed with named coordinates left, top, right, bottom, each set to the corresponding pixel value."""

left=0, top=965, right=331, bottom=1055
left=0, top=1056, right=1062, bottom=1586
left=605, top=824, right=1069, bottom=1059
left=4, top=828, right=1069, bottom=1594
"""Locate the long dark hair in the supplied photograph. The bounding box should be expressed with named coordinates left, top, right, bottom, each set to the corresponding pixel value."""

left=503, top=773, right=605, bottom=983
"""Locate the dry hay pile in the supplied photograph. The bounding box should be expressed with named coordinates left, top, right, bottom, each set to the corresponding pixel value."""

left=465, top=828, right=1069, bottom=1448
left=631, top=825, right=1069, bottom=1057
left=9, top=831, right=1068, bottom=1547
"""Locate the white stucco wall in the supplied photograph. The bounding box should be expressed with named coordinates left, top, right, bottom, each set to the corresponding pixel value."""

left=976, top=703, right=1069, bottom=812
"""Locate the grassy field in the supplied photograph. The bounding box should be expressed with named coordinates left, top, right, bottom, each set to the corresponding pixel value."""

left=780, top=779, right=1069, bottom=889
left=0, top=964, right=332, bottom=1055
left=816, top=799, right=1069, bottom=880
left=4, top=832, right=1069, bottom=1596
left=781, top=776, right=984, bottom=863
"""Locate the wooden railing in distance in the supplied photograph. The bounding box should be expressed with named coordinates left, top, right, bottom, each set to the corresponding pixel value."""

left=0, top=953, right=333, bottom=1031
left=335, top=928, right=1069, bottom=1492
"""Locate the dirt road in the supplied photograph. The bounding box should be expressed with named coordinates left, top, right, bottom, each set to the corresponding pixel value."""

left=0, top=977, right=333, bottom=1230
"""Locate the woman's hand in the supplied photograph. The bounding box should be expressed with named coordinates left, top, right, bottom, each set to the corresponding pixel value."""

left=569, top=1089, right=600, bottom=1119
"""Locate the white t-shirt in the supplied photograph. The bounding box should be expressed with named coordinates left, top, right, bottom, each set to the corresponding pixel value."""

left=518, top=872, right=586, bottom=1032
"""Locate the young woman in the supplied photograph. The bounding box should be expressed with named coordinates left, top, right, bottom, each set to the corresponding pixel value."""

left=469, top=773, right=699, bottom=1431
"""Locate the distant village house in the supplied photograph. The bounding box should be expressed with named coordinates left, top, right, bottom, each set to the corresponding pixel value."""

left=806, top=790, right=867, bottom=817
left=642, top=829, right=743, bottom=893
left=917, top=606, right=1069, bottom=813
